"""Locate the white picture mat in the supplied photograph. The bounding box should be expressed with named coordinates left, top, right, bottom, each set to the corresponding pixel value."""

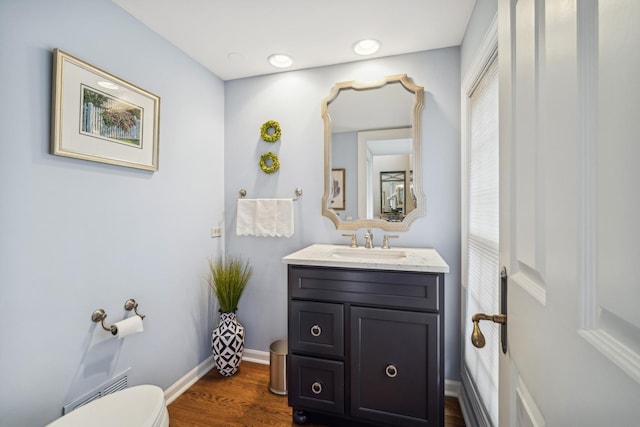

left=52, top=50, right=159, bottom=170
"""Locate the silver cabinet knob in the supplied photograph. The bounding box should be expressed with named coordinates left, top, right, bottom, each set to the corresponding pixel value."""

left=311, top=381, right=322, bottom=394
left=385, top=364, right=398, bottom=378
left=310, top=324, right=322, bottom=337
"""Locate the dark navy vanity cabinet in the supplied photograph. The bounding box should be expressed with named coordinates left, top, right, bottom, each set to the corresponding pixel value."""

left=287, top=264, right=445, bottom=426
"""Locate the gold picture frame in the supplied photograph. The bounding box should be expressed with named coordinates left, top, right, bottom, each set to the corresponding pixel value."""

left=51, top=49, right=160, bottom=171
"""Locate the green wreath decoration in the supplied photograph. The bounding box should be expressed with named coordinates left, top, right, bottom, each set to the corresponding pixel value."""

left=260, top=120, right=281, bottom=143
left=259, top=151, right=280, bottom=174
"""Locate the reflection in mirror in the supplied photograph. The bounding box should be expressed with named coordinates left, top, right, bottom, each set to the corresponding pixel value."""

left=380, top=171, right=407, bottom=221
left=321, top=74, right=424, bottom=231
left=357, top=128, right=413, bottom=221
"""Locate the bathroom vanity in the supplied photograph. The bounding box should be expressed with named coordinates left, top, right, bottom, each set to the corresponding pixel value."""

left=282, top=244, right=449, bottom=426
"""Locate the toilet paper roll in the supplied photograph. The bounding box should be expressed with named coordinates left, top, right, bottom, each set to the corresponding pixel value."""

left=112, top=315, right=144, bottom=339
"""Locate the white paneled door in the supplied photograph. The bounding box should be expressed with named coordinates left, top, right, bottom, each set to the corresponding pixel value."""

left=495, top=0, right=640, bottom=425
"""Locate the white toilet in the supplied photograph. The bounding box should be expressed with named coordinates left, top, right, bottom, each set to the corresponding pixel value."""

left=46, top=385, right=169, bottom=427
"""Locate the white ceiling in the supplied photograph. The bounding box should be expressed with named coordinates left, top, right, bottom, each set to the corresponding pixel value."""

left=112, top=0, right=476, bottom=81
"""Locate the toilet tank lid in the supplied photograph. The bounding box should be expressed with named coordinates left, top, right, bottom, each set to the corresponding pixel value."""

left=46, top=385, right=167, bottom=427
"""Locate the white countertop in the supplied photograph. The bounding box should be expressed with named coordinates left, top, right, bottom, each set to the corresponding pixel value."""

left=282, top=244, right=450, bottom=273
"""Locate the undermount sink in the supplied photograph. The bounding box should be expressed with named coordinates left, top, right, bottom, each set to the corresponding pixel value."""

left=282, top=244, right=450, bottom=273
left=329, top=247, right=407, bottom=260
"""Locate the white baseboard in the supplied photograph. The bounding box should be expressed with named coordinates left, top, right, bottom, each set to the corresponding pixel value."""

left=445, top=380, right=472, bottom=427
left=164, top=355, right=214, bottom=405
left=445, top=379, right=461, bottom=397
left=242, top=348, right=269, bottom=365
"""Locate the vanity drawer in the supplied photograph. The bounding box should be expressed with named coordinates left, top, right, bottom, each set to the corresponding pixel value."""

left=289, top=265, right=442, bottom=312
left=289, top=355, right=345, bottom=415
left=290, top=300, right=344, bottom=357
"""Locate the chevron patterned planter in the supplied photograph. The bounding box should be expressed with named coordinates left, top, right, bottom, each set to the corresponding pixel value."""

left=211, top=311, right=245, bottom=377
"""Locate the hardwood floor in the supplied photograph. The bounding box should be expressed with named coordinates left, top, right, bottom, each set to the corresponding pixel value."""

left=168, top=362, right=466, bottom=427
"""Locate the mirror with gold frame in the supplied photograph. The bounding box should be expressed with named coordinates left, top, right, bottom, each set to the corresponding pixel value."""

left=321, top=74, right=425, bottom=231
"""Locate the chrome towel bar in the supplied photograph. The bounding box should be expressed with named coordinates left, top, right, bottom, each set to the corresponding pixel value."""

left=239, top=187, right=302, bottom=201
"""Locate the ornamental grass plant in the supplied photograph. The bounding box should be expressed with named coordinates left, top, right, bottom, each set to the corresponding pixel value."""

left=208, top=256, right=253, bottom=313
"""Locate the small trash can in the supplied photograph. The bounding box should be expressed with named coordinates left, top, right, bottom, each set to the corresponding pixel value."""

left=269, top=339, right=288, bottom=395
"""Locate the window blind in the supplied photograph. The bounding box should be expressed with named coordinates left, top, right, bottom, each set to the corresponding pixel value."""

left=464, top=56, right=499, bottom=426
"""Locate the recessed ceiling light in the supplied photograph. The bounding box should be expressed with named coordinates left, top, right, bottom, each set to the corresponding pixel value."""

left=353, top=39, right=381, bottom=56
left=97, top=81, right=119, bottom=90
left=268, top=54, right=293, bottom=68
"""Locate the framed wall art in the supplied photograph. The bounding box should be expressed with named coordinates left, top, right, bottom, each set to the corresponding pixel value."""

left=51, top=49, right=160, bottom=171
left=330, top=168, right=345, bottom=210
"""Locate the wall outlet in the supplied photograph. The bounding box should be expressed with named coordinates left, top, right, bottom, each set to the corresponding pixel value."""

left=211, top=227, right=222, bottom=237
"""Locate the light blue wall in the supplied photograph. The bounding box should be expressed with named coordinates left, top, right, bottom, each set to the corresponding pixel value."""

left=224, top=48, right=462, bottom=381
left=0, top=1, right=225, bottom=426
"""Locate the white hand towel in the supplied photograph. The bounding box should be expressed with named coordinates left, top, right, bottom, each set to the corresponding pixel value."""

left=236, top=198, right=295, bottom=237
left=236, top=199, right=257, bottom=236
left=275, top=199, right=294, bottom=237
left=255, top=199, right=277, bottom=236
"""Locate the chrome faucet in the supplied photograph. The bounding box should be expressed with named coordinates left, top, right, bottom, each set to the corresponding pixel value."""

left=364, top=228, right=374, bottom=248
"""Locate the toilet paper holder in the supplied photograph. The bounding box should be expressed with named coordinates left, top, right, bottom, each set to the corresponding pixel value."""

left=91, top=299, right=146, bottom=335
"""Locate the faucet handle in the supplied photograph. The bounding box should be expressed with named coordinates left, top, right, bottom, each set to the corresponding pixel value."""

left=382, top=234, right=399, bottom=249
left=342, top=233, right=358, bottom=248
left=364, top=228, right=374, bottom=248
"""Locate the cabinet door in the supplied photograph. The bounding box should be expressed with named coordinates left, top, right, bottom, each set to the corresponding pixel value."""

left=350, top=306, right=440, bottom=427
